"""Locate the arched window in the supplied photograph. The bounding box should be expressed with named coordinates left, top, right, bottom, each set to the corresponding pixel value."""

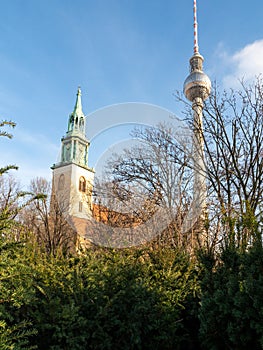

left=75, top=117, right=78, bottom=129
left=79, top=176, right=86, bottom=192
left=58, top=174, right=65, bottom=190
left=79, top=117, right=84, bottom=133
left=68, top=116, right=74, bottom=131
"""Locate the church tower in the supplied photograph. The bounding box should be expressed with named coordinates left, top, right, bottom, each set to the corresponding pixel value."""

left=51, top=87, right=94, bottom=220
left=183, top=0, right=211, bottom=239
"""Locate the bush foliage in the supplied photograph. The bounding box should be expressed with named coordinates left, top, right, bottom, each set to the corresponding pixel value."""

left=1, top=233, right=263, bottom=349
left=0, top=242, right=201, bottom=349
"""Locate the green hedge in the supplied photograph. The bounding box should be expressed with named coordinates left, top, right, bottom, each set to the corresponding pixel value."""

left=0, top=244, right=200, bottom=349
left=2, top=236, right=263, bottom=349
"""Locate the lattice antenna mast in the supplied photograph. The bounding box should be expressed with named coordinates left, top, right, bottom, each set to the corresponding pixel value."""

left=193, top=0, right=199, bottom=54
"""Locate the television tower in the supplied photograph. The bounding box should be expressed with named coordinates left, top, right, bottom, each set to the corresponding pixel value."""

left=183, top=0, right=211, bottom=237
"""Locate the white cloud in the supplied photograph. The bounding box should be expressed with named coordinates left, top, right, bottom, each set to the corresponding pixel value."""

left=222, top=40, right=263, bottom=88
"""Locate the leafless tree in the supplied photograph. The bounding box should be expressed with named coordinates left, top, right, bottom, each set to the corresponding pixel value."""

left=0, top=175, right=44, bottom=242
left=93, top=123, right=195, bottom=250
left=174, top=78, right=263, bottom=250
left=21, top=177, right=77, bottom=256
left=95, top=79, right=263, bottom=252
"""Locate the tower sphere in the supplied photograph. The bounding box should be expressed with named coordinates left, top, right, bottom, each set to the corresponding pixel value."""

left=184, top=71, right=211, bottom=102
left=183, top=54, right=211, bottom=102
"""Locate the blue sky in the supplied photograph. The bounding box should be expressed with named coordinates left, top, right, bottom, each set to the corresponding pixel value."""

left=1, top=0, right=263, bottom=188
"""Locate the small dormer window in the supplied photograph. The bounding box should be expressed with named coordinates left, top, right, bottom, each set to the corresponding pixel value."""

left=79, top=176, right=86, bottom=192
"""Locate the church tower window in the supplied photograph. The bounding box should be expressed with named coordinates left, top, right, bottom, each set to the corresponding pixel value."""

left=79, top=176, right=86, bottom=192
left=79, top=117, right=84, bottom=133
left=68, top=116, right=74, bottom=131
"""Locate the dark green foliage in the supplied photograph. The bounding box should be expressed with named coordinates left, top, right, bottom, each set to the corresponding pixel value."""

left=2, top=229, right=263, bottom=349
left=0, top=234, right=201, bottom=349
left=0, top=320, right=37, bottom=350
left=21, top=248, right=200, bottom=350
left=199, top=244, right=263, bottom=349
left=0, top=237, right=38, bottom=349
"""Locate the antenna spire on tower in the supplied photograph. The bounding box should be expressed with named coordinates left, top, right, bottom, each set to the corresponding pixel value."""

left=193, top=0, right=199, bottom=54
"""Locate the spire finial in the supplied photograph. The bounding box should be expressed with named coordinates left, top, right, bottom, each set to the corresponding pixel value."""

left=74, top=86, right=82, bottom=113
left=193, top=0, right=199, bottom=54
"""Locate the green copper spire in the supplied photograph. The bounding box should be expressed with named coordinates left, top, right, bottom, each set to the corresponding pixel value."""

left=53, top=87, right=91, bottom=169
left=67, top=87, right=86, bottom=136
